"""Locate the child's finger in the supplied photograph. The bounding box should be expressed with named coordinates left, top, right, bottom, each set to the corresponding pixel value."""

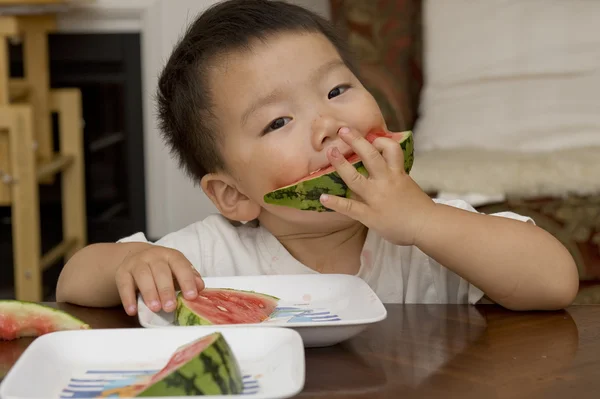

left=347, top=190, right=365, bottom=203
left=172, top=268, right=201, bottom=300
left=168, top=252, right=202, bottom=299
left=320, top=193, right=368, bottom=222
left=327, top=146, right=368, bottom=195
left=132, top=264, right=161, bottom=313
left=195, top=275, right=205, bottom=291
left=116, top=271, right=138, bottom=316
left=372, top=135, right=405, bottom=174
left=338, top=127, right=387, bottom=177
left=150, top=261, right=177, bottom=312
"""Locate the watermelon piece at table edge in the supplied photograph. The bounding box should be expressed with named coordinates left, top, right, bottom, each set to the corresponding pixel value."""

left=0, top=300, right=90, bottom=341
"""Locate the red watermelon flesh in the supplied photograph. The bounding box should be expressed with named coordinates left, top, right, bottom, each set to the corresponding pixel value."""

left=299, top=129, right=399, bottom=182
left=0, top=300, right=90, bottom=341
left=176, top=288, right=279, bottom=326
left=146, top=333, right=215, bottom=385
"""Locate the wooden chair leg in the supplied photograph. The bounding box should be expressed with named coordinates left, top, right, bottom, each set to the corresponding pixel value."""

left=0, top=131, right=10, bottom=205
left=51, top=88, right=87, bottom=259
left=19, top=16, right=55, bottom=166
left=1, top=105, right=42, bottom=301
left=0, top=29, right=14, bottom=204
left=0, top=32, right=10, bottom=105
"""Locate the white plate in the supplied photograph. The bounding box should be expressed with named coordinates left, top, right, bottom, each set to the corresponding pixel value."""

left=137, top=274, right=387, bottom=347
left=0, top=327, right=304, bottom=399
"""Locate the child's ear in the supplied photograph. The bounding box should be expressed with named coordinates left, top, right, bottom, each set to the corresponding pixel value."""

left=200, top=173, right=261, bottom=222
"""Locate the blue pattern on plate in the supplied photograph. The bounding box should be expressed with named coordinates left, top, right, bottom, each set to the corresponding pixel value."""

left=270, top=307, right=342, bottom=322
left=58, top=370, right=259, bottom=397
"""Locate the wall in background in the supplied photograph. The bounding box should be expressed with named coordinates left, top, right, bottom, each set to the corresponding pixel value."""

left=287, top=0, right=331, bottom=18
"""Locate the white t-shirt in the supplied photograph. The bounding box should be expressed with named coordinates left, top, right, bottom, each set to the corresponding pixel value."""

left=117, top=199, right=533, bottom=305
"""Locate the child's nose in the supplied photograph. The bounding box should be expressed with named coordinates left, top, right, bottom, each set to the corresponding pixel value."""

left=310, top=114, right=346, bottom=151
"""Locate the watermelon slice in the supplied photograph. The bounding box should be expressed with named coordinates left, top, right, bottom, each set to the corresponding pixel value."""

left=175, top=288, right=279, bottom=326
left=99, top=332, right=243, bottom=396
left=263, top=129, right=414, bottom=212
left=0, top=300, right=90, bottom=341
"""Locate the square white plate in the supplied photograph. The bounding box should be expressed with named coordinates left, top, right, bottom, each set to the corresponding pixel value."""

left=0, top=326, right=304, bottom=399
left=137, top=274, right=387, bottom=347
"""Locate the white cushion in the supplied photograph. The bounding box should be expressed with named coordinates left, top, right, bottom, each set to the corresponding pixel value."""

left=414, top=0, right=600, bottom=153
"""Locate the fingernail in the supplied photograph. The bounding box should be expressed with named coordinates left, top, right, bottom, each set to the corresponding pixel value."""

left=331, top=147, right=341, bottom=159
left=185, top=290, right=197, bottom=298
left=339, top=127, right=350, bottom=136
left=164, top=300, right=174, bottom=309
left=320, top=194, right=329, bottom=202
left=127, top=305, right=136, bottom=314
left=150, top=300, right=160, bottom=309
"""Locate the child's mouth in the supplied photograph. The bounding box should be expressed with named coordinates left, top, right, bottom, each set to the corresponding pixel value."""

left=309, top=150, right=356, bottom=175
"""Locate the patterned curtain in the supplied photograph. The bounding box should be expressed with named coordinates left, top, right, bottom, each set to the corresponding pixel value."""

left=330, top=0, right=423, bottom=131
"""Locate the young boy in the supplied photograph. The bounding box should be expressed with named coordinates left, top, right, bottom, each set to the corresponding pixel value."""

left=56, top=0, right=579, bottom=316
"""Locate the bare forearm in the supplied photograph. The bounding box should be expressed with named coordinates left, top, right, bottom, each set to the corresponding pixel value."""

left=56, top=242, right=152, bottom=307
left=415, top=204, right=579, bottom=310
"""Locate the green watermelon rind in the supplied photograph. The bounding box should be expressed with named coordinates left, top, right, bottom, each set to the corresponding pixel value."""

left=136, top=332, right=243, bottom=396
left=0, top=300, right=90, bottom=340
left=263, top=130, right=414, bottom=212
left=176, top=296, right=212, bottom=326
left=175, top=288, right=280, bottom=326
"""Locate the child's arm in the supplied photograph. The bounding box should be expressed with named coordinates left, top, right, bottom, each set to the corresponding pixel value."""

left=413, top=203, right=578, bottom=310
left=56, top=242, right=151, bottom=307
left=56, top=242, right=204, bottom=315
left=319, top=127, right=579, bottom=310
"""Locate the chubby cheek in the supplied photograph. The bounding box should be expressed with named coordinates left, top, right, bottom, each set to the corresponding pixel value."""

left=269, top=152, right=308, bottom=191
left=234, top=144, right=307, bottom=197
left=347, top=90, right=387, bottom=133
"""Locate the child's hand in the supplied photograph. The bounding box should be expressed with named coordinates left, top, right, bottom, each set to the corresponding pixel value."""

left=319, top=127, right=436, bottom=246
left=115, top=245, right=205, bottom=316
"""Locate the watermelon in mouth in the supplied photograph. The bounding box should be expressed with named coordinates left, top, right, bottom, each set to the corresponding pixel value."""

left=119, top=332, right=243, bottom=396
left=175, top=288, right=279, bottom=326
left=0, top=300, right=90, bottom=341
left=263, top=129, right=414, bottom=212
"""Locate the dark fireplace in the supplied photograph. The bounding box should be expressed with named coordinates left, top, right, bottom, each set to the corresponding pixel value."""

left=0, top=33, right=146, bottom=299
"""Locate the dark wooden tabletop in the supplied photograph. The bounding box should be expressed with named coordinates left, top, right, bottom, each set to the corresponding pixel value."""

left=1, top=303, right=599, bottom=398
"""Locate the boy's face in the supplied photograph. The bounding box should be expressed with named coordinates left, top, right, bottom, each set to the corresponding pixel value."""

left=203, top=31, right=387, bottom=226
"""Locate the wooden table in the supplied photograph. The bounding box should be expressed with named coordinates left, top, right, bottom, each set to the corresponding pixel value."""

left=1, top=304, right=599, bottom=398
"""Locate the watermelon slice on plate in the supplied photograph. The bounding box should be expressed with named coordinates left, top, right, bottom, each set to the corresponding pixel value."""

left=137, top=274, right=388, bottom=347
left=175, top=288, right=279, bottom=326
left=107, top=331, right=243, bottom=397
left=263, top=129, right=414, bottom=212
left=0, top=300, right=90, bottom=341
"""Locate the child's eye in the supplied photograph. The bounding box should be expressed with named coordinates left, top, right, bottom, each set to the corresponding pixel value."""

left=328, top=84, right=351, bottom=99
left=263, top=116, right=292, bottom=134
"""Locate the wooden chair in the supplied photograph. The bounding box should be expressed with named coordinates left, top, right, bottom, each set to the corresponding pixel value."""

left=0, top=0, right=86, bottom=301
